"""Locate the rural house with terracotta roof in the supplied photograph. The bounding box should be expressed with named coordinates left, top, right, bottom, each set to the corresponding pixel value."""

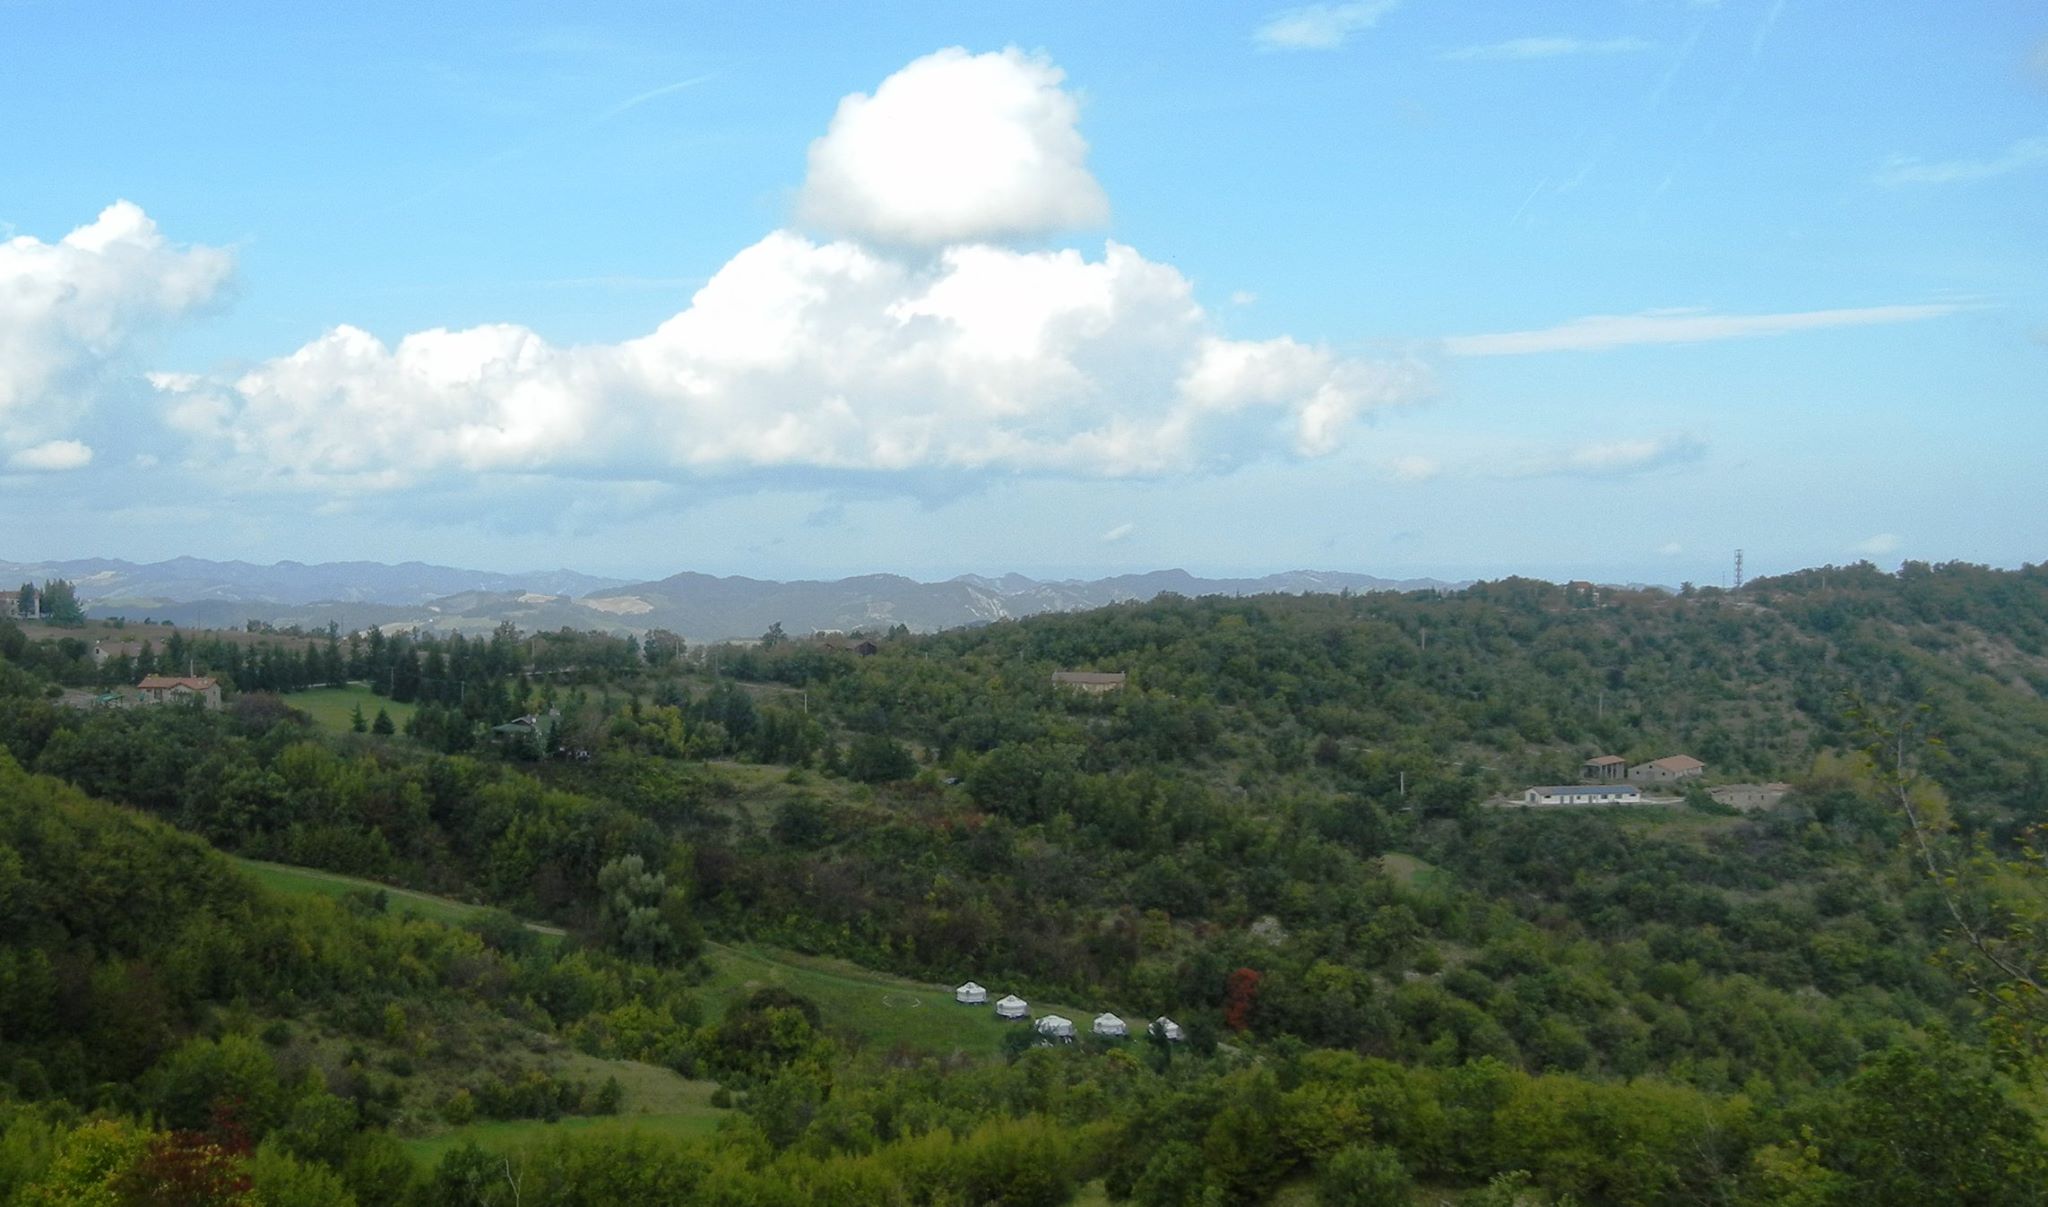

left=136, top=675, right=223, bottom=710
left=1581, top=754, right=1627, bottom=782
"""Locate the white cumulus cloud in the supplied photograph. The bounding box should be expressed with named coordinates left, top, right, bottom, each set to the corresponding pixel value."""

left=0, top=201, right=233, bottom=452
left=164, top=234, right=1423, bottom=486
left=795, top=48, right=1109, bottom=247
left=6, top=439, right=94, bottom=472
left=1255, top=2, right=1400, bottom=50
left=155, top=51, right=1425, bottom=493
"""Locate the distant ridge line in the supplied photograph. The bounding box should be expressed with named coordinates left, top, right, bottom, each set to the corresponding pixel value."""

left=2, top=556, right=1467, bottom=643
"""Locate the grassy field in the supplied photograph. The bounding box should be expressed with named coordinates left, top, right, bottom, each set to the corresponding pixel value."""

left=288, top=683, right=419, bottom=733
left=234, top=857, right=727, bottom=1157
left=699, top=943, right=1109, bottom=1057
left=228, top=856, right=561, bottom=933
left=235, top=855, right=1118, bottom=1056
left=703, top=759, right=872, bottom=828
left=401, top=1109, right=727, bottom=1165
left=400, top=1054, right=726, bottom=1165
left=1379, top=852, right=1445, bottom=890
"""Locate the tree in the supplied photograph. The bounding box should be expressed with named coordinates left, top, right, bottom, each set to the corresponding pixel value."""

left=1857, top=700, right=2048, bottom=1062
left=1319, top=1142, right=1413, bottom=1205
left=37, top=580, right=83, bottom=627
left=1224, top=967, right=1263, bottom=1032
left=597, top=854, right=698, bottom=963
left=846, top=734, right=915, bottom=784
left=1815, top=1041, right=2048, bottom=1204
left=370, top=708, right=394, bottom=736
left=643, top=629, right=686, bottom=668
left=760, top=621, right=788, bottom=648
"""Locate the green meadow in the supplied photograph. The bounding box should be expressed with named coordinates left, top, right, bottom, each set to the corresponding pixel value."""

left=231, top=856, right=520, bottom=932
left=233, top=856, right=1119, bottom=1057
left=289, top=683, right=418, bottom=733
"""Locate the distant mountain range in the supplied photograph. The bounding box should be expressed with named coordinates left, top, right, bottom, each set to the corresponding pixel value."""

left=2, top=556, right=1462, bottom=643
left=0, top=556, right=623, bottom=608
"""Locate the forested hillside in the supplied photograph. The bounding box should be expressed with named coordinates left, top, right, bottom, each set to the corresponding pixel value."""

left=2, top=560, right=2046, bottom=1203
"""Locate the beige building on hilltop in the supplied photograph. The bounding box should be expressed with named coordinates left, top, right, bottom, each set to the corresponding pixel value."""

left=1629, top=754, right=1705, bottom=784
left=1709, top=783, right=1791, bottom=811
left=1052, top=670, right=1126, bottom=693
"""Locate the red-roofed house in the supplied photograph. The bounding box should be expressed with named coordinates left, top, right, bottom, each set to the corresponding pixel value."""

left=1581, top=754, right=1628, bottom=782
left=136, top=675, right=222, bottom=710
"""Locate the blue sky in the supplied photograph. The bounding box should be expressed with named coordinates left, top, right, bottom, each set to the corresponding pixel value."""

left=1, top=1, right=2042, bottom=585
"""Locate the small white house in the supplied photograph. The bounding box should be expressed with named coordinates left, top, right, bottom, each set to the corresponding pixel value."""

left=994, top=994, right=1029, bottom=1020
left=955, top=981, right=987, bottom=1005
left=1151, top=1017, right=1185, bottom=1042
left=1092, top=1013, right=1128, bottom=1038
left=1035, top=1014, right=1076, bottom=1040
left=1522, top=784, right=1642, bottom=806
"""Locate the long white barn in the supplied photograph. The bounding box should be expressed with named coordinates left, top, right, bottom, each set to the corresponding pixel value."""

left=1523, top=784, right=1642, bottom=806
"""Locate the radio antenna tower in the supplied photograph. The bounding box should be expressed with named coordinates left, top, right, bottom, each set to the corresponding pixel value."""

left=1733, top=549, right=1744, bottom=591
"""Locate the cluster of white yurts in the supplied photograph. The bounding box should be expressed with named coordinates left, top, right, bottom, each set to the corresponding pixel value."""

left=952, top=981, right=1185, bottom=1044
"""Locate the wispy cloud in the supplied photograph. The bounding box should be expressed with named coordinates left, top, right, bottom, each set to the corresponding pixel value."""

left=1751, top=0, right=1788, bottom=58
left=1387, top=455, right=1441, bottom=483
left=528, top=275, right=703, bottom=291
left=1255, top=1, right=1399, bottom=50
left=7, top=439, right=95, bottom=472
left=1499, top=435, right=1706, bottom=480
left=1444, top=36, right=1652, bottom=62
left=1386, top=437, right=1700, bottom=484
left=596, top=72, right=719, bottom=122
left=1445, top=303, right=1964, bottom=356
left=383, top=71, right=721, bottom=212
left=1100, top=522, right=1136, bottom=543
left=1856, top=532, right=1900, bottom=556
left=1873, top=136, right=2048, bottom=186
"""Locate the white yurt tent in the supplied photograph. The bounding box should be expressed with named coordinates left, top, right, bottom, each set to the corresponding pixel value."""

left=1035, top=1014, right=1076, bottom=1040
left=955, top=981, right=987, bottom=1005
left=1151, top=1017, right=1185, bottom=1042
left=1092, top=1012, right=1128, bottom=1038
left=994, top=994, right=1029, bottom=1020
